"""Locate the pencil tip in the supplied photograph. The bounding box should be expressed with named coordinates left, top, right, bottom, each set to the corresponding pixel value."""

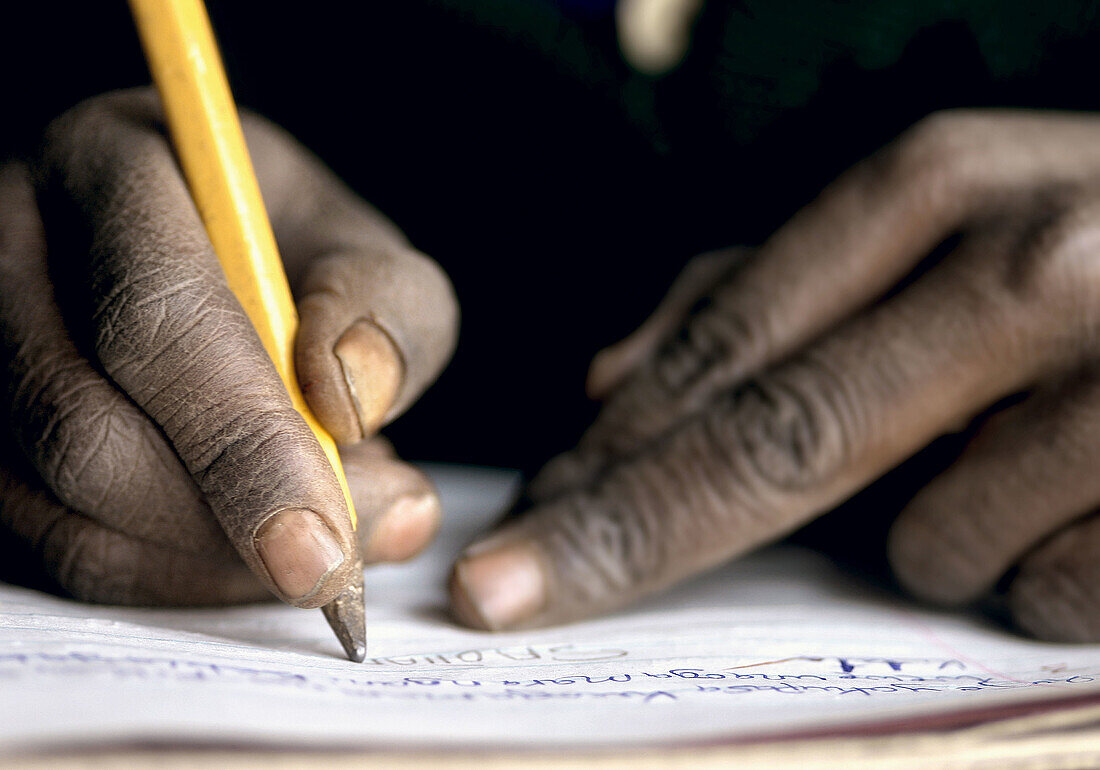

left=321, top=558, right=366, bottom=662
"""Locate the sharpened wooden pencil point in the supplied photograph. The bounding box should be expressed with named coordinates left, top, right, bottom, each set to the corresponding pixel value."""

left=322, top=559, right=367, bottom=662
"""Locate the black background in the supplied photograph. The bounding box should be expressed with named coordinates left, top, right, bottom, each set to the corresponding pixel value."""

left=4, top=1, right=1099, bottom=473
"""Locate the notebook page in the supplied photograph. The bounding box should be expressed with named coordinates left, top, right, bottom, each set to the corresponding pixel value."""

left=3, top=465, right=1100, bottom=752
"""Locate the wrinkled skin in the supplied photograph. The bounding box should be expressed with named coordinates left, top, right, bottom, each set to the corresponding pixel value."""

left=449, top=110, right=1100, bottom=644
left=7, top=93, right=1100, bottom=646
left=0, top=89, right=458, bottom=608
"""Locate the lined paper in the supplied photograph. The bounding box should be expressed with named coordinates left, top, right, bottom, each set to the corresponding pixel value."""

left=3, top=465, right=1100, bottom=752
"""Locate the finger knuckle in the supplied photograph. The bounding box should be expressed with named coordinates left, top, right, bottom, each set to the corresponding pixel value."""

left=42, top=97, right=114, bottom=156
left=1006, top=197, right=1100, bottom=309
left=875, top=109, right=987, bottom=202
left=41, top=91, right=192, bottom=269
left=402, top=248, right=460, bottom=338
left=42, top=90, right=161, bottom=180
left=17, top=377, right=141, bottom=513
left=725, top=362, right=852, bottom=495
left=652, top=300, right=762, bottom=395
left=533, top=436, right=737, bottom=605
left=534, top=385, right=840, bottom=603
left=538, top=494, right=661, bottom=602
left=238, top=109, right=282, bottom=147
left=48, top=522, right=144, bottom=605
left=577, top=299, right=766, bottom=460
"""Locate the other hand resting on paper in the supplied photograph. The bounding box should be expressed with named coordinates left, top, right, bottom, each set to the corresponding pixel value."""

left=450, top=110, right=1100, bottom=643
left=0, top=89, right=457, bottom=608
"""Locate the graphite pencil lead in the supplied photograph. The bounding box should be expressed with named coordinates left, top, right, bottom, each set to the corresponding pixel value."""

left=322, top=558, right=366, bottom=662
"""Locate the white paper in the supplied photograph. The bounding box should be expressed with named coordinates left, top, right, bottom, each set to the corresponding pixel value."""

left=3, top=464, right=1100, bottom=752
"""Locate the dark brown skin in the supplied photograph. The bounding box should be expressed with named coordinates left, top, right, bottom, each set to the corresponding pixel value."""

left=0, top=89, right=458, bottom=608
left=449, top=110, right=1100, bottom=643
left=6, top=94, right=1100, bottom=646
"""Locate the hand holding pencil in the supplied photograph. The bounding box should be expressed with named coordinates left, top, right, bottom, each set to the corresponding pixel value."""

left=129, top=0, right=377, bottom=659
left=0, top=16, right=456, bottom=657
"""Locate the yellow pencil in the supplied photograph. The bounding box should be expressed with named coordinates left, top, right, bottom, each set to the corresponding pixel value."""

left=128, top=0, right=365, bottom=662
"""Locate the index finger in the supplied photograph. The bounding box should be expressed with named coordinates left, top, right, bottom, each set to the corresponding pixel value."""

left=450, top=222, right=1078, bottom=629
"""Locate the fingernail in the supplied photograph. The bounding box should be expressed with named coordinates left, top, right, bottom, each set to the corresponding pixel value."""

left=334, top=320, right=403, bottom=438
left=449, top=540, right=546, bottom=630
left=364, top=493, right=441, bottom=563
left=255, top=509, right=345, bottom=603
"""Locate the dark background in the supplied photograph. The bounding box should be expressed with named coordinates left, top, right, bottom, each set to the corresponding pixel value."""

left=4, top=0, right=1099, bottom=472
